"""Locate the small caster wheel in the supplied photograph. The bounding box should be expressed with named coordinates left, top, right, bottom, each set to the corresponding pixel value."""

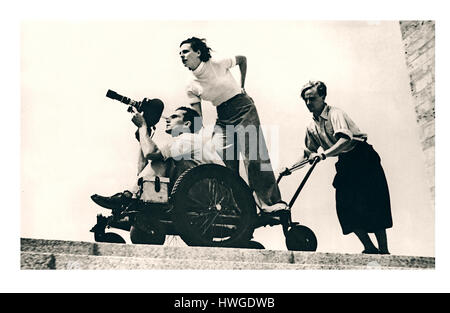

left=285, top=225, right=317, bottom=251
left=130, top=225, right=165, bottom=245
left=95, top=232, right=126, bottom=244
left=243, top=240, right=265, bottom=249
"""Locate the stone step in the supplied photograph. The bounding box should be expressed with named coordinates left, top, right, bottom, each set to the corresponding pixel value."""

left=20, top=238, right=435, bottom=270
left=20, top=252, right=405, bottom=270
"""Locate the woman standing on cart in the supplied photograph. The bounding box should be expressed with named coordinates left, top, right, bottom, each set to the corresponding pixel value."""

left=179, top=37, right=287, bottom=215
left=297, top=81, right=393, bottom=254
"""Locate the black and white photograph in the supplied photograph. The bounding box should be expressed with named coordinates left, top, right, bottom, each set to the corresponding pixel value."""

left=3, top=0, right=448, bottom=294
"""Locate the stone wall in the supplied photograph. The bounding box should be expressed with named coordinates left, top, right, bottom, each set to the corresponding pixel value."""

left=399, top=21, right=435, bottom=205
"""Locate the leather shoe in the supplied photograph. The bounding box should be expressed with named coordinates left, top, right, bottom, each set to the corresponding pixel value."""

left=260, top=201, right=290, bottom=215
left=362, top=248, right=380, bottom=255
left=91, top=191, right=133, bottom=210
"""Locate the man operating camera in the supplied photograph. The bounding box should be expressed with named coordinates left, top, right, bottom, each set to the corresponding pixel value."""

left=91, top=100, right=223, bottom=209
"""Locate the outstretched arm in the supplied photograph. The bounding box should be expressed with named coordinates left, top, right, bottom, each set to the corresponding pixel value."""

left=308, top=137, right=354, bottom=162
left=191, top=102, right=202, bottom=116
left=236, top=55, right=247, bottom=91
left=131, top=112, right=163, bottom=161
left=323, top=137, right=354, bottom=158
left=137, top=150, right=147, bottom=175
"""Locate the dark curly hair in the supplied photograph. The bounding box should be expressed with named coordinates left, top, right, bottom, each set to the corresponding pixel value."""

left=180, top=37, right=212, bottom=62
left=176, top=106, right=202, bottom=133
left=300, top=81, right=327, bottom=101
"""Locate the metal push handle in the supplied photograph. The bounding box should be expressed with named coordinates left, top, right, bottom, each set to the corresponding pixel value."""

left=277, top=158, right=310, bottom=184
left=287, top=156, right=321, bottom=209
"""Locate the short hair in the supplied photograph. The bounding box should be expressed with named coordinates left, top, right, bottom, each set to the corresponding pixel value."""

left=176, top=106, right=202, bottom=133
left=180, top=37, right=212, bottom=62
left=300, top=81, right=327, bottom=101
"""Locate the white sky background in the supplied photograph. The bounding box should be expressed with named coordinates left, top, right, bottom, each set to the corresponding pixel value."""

left=21, top=20, right=434, bottom=257
left=4, top=0, right=449, bottom=292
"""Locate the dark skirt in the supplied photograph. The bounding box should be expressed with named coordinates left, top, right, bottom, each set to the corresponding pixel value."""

left=332, top=141, right=393, bottom=235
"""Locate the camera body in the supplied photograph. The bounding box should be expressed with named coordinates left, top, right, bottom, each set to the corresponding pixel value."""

left=106, top=89, right=164, bottom=127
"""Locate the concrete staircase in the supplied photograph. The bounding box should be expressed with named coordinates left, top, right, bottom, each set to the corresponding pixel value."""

left=20, top=238, right=435, bottom=270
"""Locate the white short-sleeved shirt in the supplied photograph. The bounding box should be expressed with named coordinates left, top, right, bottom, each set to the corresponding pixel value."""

left=186, top=56, right=241, bottom=106
left=159, top=132, right=224, bottom=165
left=305, top=105, right=368, bottom=153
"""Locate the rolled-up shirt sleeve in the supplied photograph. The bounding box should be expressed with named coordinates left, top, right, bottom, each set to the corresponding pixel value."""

left=160, top=135, right=194, bottom=161
left=159, top=142, right=172, bottom=160
left=186, top=82, right=202, bottom=104
left=329, top=109, right=354, bottom=140
left=215, top=56, right=236, bottom=69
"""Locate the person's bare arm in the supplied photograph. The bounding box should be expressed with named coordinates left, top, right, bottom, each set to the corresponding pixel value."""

left=132, top=112, right=163, bottom=161
left=236, top=55, right=247, bottom=91
left=191, top=102, right=202, bottom=116
left=308, top=137, right=354, bottom=161
left=137, top=150, right=147, bottom=175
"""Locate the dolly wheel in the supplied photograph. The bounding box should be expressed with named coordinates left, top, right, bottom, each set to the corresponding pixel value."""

left=243, top=240, right=265, bottom=250
left=285, top=225, right=317, bottom=252
left=95, top=232, right=126, bottom=244
left=130, top=225, right=165, bottom=245
left=171, top=164, right=257, bottom=247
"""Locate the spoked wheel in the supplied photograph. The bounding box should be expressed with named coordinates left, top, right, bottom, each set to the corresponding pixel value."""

left=94, top=232, right=126, bottom=244
left=171, top=164, right=257, bottom=247
left=129, top=213, right=166, bottom=245
left=285, top=225, right=317, bottom=251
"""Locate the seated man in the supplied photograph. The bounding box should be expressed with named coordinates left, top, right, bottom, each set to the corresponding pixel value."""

left=91, top=105, right=223, bottom=209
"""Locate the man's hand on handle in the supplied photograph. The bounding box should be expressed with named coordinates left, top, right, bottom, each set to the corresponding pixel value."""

left=307, top=152, right=326, bottom=164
